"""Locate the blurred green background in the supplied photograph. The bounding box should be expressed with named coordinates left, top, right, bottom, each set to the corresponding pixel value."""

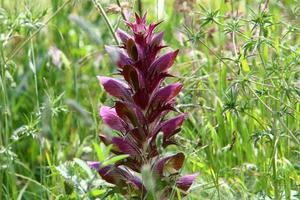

left=1, top=0, right=300, bottom=199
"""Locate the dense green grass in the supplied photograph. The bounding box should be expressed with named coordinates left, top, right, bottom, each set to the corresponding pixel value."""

left=1, top=0, right=300, bottom=199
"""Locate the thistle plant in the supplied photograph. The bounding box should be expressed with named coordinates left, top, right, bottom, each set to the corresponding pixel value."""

left=89, top=13, right=196, bottom=199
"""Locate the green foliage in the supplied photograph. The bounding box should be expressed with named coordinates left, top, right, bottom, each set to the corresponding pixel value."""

left=0, top=0, right=300, bottom=199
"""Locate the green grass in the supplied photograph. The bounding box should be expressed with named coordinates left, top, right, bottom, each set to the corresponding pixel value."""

left=1, top=0, right=300, bottom=199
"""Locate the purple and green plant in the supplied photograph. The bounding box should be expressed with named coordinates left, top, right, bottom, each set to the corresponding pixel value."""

left=89, top=13, right=197, bottom=199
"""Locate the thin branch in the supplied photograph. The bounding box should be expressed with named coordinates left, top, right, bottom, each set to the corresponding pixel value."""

left=91, top=0, right=119, bottom=45
left=116, top=0, right=127, bottom=21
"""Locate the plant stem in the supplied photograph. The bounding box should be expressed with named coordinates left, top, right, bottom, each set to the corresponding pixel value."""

left=271, top=117, right=279, bottom=200
left=30, top=38, right=40, bottom=112
left=29, top=34, right=45, bottom=198
left=91, top=0, right=119, bottom=45
left=137, top=0, right=142, bottom=16
left=116, top=0, right=127, bottom=20
left=0, top=40, right=9, bottom=200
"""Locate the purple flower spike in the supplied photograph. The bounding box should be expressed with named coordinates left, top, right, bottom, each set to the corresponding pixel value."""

left=176, top=173, right=198, bottom=192
left=160, top=114, right=186, bottom=138
left=153, top=153, right=185, bottom=176
left=97, top=76, right=131, bottom=101
left=87, top=161, right=101, bottom=170
left=111, top=137, right=141, bottom=156
left=151, top=83, right=183, bottom=107
left=91, top=13, right=196, bottom=198
left=99, top=106, right=128, bottom=133
left=116, top=28, right=131, bottom=43
left=149, top=50, right=179, bottom=76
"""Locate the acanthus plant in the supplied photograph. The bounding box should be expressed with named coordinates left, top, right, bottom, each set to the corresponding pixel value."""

left=89, top=13, right=197, bottom=199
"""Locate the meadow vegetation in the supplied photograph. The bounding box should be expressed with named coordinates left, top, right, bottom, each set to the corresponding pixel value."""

left=0, top=0, right=300, bottom=199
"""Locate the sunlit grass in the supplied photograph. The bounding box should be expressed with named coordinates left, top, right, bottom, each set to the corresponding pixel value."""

left=0, top=0, right=300, bottom=199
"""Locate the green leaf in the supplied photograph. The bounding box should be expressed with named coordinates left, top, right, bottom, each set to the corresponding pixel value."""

left=93, top=142, right=105, bottom=162
left=102, top=154, right=129, bottom=167
left=73, top=158, right=94, bottom=179
left=176, top=188, right=182, bottom=200
left=104, top=144, right=113, bottom=158
left=240, top=48, right=250, bottom=72
left=90, top=188, right=106, bottom=197
left=155, top=132, right=164, bottom=154
left=60, top=51, right=71, bottom=69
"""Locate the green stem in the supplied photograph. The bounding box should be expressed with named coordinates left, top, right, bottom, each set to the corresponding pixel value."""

left=271, top=118, right=279, bottom=200
left=29, top=34, right=45, bottom=198
left=91, top=0, right=119, bottom=45
left=30, top=38, right=40, bottom=112
left=137, top=0, right=142, bottom=16
left=0, top=40, right=9, bottom=200
left=116, top=0, right=127, bottom=20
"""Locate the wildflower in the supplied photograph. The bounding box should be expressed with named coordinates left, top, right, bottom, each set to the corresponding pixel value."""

left=48, top=46, right=62, bottom=68
left=91, top=13, right=196, bottom=198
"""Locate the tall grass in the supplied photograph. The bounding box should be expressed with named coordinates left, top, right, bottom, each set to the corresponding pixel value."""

left=0, top=0, right=299, bottom=199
